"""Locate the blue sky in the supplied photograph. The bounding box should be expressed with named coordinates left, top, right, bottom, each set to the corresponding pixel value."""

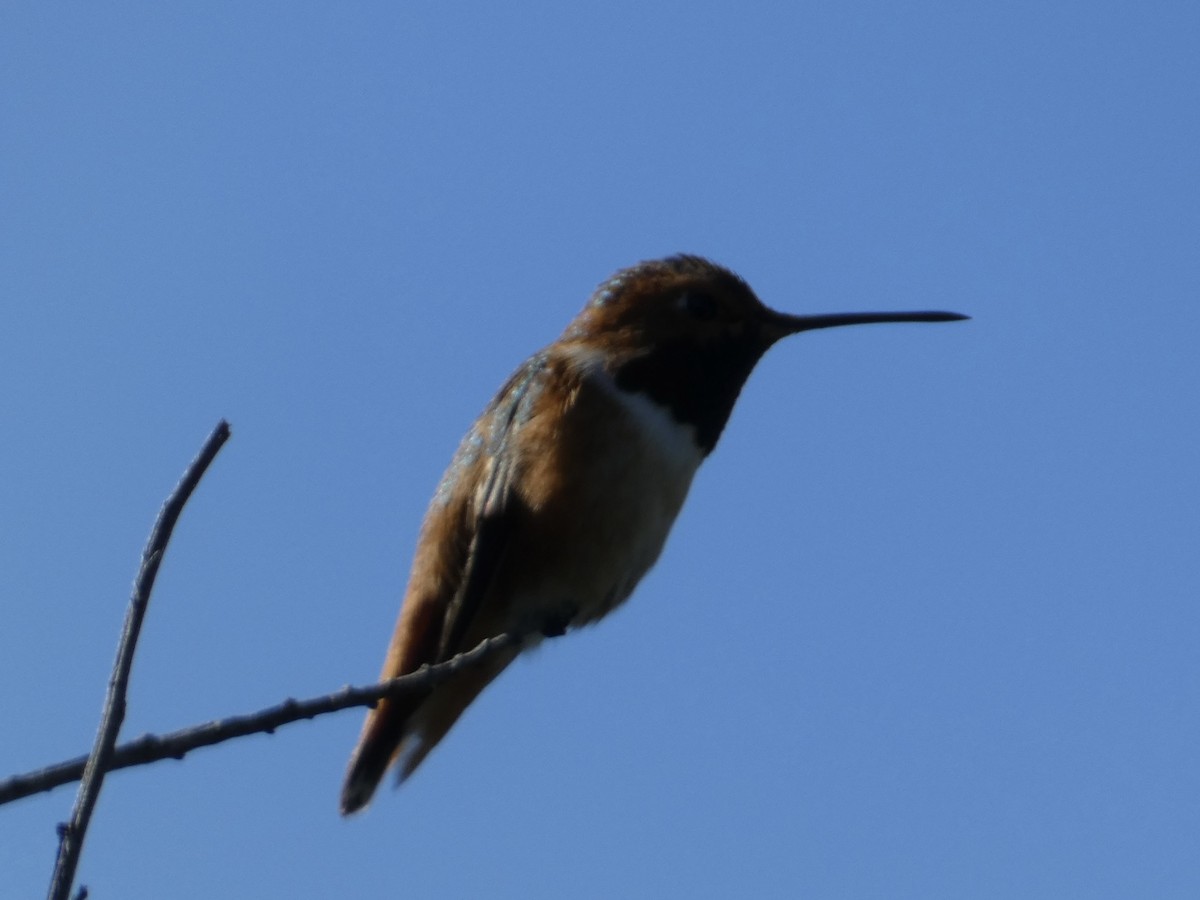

left=2, top=2, right=1198, bottom=897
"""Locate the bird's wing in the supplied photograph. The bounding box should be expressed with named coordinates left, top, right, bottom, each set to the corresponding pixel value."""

left=436, top=353, right=548, bottom=659
left=436, top=458, right=516, bottom=659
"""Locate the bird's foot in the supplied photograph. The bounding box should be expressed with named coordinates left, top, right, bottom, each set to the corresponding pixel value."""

left=539, top=607, right=577, bottom=638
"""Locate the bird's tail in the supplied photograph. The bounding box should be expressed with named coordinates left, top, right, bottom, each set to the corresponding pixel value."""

left=340, top=694, right=419, bottom=815
left=339, top=645, right=521, bottom=815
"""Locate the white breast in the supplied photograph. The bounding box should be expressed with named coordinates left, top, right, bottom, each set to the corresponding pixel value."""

left=569, top=346, right=705, bottom=481
left=505, top=345, right=706, bottom=626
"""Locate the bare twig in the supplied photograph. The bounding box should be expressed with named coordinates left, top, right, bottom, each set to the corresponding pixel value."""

left=3, top=631, right=520, bottom=806
left=47, top=421, right=232, bottom=900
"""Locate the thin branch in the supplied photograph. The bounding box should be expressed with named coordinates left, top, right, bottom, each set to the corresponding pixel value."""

left=3, top=632, right=520, bottom=807
left=47, top=421, right=232, bottom=900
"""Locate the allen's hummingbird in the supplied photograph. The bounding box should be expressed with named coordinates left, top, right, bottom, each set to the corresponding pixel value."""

left=341, top=255, right=966, bottom=814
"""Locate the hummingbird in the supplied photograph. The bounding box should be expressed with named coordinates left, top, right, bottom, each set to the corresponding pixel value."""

left=340, top=254, right=966, bottom=814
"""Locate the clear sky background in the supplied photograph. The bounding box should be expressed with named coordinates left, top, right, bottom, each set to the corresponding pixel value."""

left=2, top=3, right=1198, bottom=898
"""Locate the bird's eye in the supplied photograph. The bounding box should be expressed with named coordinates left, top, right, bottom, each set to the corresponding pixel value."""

left=681, top=291, right=718, bottom=321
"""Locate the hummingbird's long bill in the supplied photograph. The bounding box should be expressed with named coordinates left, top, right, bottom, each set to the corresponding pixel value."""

left=766, top=309, right=969, bottom=339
